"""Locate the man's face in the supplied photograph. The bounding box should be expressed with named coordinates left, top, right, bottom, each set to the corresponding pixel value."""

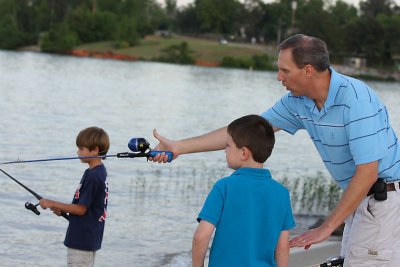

left=277, top=48, right=307, bottom=96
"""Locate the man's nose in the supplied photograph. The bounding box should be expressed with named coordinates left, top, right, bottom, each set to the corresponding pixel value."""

left=277, top=71, right=283, bottom=81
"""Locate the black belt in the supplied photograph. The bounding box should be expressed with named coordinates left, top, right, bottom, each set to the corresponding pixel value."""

left=386, top=182, right=398, bottom=192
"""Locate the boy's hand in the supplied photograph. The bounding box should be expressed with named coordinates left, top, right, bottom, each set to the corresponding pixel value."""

left=150, top=129, right=179, bottom=163
left=39, top=199, right=51, bottom=209
left=51, top=207, right=62, bottom=216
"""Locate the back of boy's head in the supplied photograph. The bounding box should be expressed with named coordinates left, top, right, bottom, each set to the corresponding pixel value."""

left=227, top=115, right=275, bottom=163
left=76, top=127, right=110, bottom=156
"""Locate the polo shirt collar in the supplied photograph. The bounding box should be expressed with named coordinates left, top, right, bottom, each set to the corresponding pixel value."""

left=232, top=167, right=272, bottom=179
left=324, top=67, right=342, bottom=110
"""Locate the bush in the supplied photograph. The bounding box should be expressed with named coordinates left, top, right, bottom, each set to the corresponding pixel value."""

left=0, top=16, right=27, bottom=49
left=156, top=42, right=195, bottom=64
left=221, top=54, right=275, bottom=71
left=67, top=8, right=118, bottom=43
left=40, top=23, right=78, bottom=53
left=115, top=16, right=140, bottom=47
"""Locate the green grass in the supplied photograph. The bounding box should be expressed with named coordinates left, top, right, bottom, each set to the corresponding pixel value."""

left=76, top=35, right=276, bottom=63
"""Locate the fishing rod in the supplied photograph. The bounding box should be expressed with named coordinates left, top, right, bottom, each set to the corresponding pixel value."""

left=0, top=168, right=70, bottom=220
left=0, top=138, right=174, bottom=165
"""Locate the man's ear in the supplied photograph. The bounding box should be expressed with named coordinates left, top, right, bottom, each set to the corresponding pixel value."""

left=304, top=64, right=313, bottom=78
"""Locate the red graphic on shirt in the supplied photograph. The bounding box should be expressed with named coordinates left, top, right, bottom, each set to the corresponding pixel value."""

left=74, top=184, right=82, bottom=200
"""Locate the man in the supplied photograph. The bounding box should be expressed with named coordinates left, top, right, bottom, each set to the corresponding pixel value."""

left=151, top=34, right=400, bottom=266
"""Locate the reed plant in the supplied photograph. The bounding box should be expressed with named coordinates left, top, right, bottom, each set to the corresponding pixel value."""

left=279, top=172, right=342, bottom=215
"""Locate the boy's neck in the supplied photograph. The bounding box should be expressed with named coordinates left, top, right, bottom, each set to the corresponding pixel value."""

left=88, top=159, right=102, bottom=169
left=238, top=161, right=263, bottom=169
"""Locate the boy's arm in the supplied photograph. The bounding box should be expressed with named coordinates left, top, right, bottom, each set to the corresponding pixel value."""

left=39, top=199, right=87, bottom=216
left=192, top=220, right=215, bottom=267
left=275, top=230, right=290, bottom=267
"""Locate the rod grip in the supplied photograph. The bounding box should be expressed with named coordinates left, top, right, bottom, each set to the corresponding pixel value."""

left=61, top=212, right=70, bottom=221
left=148, top=150, right=173, bottom=162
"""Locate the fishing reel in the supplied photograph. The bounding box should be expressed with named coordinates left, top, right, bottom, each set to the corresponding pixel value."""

left=128, top=137, right=150, bottom=153
left=116, top=138, right=173, bottom=162
left=25, top=202, right=40, bottom=216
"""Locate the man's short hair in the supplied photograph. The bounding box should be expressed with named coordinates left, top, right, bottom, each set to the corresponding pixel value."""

left=76, top=126, right=110, bottom=156
left=279, top=34, right=330, bottom=72
left=227, top=115, right=275, bottom=163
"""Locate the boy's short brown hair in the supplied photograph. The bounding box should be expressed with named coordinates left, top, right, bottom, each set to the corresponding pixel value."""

left=76, top=127, right=110, bottom=156
left=227, top=115, right=275, bottom=163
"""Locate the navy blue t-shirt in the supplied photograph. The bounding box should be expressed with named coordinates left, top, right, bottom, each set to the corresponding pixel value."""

left=64, top=164, right=109, bottom=251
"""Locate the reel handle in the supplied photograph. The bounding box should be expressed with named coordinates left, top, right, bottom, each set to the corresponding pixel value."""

left=148, top=150, right=173, bottom=162
left=60, top=211, right=70, bottom=221
left=117, top=151, right=173, bottom=162
left=25, top=202, right=40, bottom=215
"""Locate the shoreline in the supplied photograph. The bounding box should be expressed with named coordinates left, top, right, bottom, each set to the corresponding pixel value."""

left=15, top=45, right=400, bottom=82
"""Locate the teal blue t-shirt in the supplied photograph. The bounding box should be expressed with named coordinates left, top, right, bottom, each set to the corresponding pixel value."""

left=198, top=168, right=295, bottom=267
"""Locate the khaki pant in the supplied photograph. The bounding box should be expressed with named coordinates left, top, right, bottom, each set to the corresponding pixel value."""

left=341, top=185, right=400, bottom=267
left=67, top=248, right=96, bottom=267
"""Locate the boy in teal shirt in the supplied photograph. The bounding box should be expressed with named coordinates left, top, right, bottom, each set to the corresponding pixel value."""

left=192, top=115, right=295, bottom=267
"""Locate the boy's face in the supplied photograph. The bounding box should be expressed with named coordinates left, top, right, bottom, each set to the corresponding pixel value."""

left=225, top=134, right=242, bottom=170
left=77, top=146, right=99, bottom=163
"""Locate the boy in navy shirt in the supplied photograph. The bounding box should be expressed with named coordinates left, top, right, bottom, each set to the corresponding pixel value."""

left=192, top=115, right=295, bottom=267
left=40, top=126, right=109, bottom=267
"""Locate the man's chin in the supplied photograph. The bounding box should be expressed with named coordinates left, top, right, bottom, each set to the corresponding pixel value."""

left=286, top=88, right=296, bottom=95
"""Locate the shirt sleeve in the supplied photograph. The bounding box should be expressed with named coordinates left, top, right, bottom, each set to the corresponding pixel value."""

left=345, top=99, right=388, bottom=165
left=261, top=94, right=304, bottom=135
left=197, top=181, right=225, bottom=226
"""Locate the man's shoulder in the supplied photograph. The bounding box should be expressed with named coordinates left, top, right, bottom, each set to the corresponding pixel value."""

left=333, top=70, right=378, bottom=104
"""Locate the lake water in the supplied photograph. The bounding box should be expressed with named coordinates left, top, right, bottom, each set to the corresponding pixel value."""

left=0, top=50, right=399, bottom=266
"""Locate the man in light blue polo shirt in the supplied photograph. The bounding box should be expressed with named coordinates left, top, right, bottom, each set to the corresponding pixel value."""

left=151, top=34, right=400, bottom=266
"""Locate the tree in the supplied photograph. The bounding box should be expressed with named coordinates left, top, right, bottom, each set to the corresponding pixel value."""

left=328, top=1, right=358, bottom=54
left=360, top=0, right=395, bottom=16
left=115, top=16, right=140, bottom=46
left=194, top=0, right=241, bottom=34
left=376, top=13, right=400, bottom=65
left=40, top=22, right=78, bottom=53
left=176, top=4, right=199, bottom=33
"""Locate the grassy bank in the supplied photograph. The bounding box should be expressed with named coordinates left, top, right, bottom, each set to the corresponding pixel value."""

left=75, top=34, right=276, bottom=67
left=70, top=35, right=399, bottom=81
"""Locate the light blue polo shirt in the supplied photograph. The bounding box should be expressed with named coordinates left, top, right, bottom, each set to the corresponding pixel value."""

left=262, top=68, right=400, bottom=189
left=198, top=168, right=295, bottom=267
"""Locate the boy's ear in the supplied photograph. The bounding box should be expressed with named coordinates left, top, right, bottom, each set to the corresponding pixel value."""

left=91, top=146, right=100, bottom=155
left=241, top=147, right=251, bottom=161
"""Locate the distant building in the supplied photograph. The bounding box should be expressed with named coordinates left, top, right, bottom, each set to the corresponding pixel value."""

left=343, top=57, right=367, bottom=69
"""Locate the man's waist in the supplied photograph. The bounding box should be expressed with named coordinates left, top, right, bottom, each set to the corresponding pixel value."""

left=386, top=182, right=399, bottom=192
left=368, top=180, right=399, bottom=200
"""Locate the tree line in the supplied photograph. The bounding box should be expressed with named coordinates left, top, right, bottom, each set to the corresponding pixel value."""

left=0, top=0, right=399, bottom=67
